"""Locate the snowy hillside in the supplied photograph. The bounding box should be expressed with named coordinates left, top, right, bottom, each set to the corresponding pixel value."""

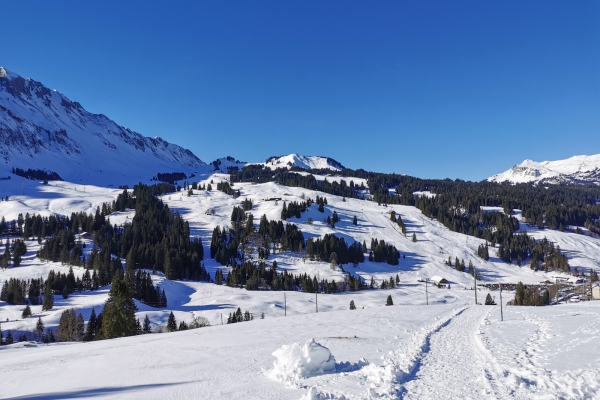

left=488, top=154, right=600, bottom=185
left=1, top=174, right=600, bottom=398
left=0, top=67, right=205, bottom=186
left=260, top=154, right=345, bottom=171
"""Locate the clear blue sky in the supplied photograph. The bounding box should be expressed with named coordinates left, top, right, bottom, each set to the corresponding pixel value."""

left=2, top=1, right=599, bottom=180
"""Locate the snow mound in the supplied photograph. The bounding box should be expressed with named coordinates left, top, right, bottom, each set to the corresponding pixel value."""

left=0, top=67, right=7, bottom=78
left=270, top=339, right=337, bottom=381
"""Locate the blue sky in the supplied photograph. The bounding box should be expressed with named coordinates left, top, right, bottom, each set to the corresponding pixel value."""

left=2, top=1, right=599, bottom=180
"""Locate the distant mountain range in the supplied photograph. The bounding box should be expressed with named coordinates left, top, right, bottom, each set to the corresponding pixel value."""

left=488, top=154, right=600, bottom=185
left=0, top=67, right=348, bottom=186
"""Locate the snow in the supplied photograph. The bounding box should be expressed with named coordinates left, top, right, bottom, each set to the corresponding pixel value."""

left=257, top=154, right=344, bottom=172
left=489, top=154, right=600, bottom=185
left=269, top=339, right=337, bottom=382
left=1, top=176, right=600, bottom=398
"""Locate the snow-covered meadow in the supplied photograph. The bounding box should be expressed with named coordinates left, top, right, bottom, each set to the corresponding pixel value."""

left=1, top=174, right=600, bottom=399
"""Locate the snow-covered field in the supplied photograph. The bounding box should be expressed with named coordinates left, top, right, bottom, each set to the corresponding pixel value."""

left=1, top=301, right=599, bottom=399
left=1, top=176, right=600, bottom=399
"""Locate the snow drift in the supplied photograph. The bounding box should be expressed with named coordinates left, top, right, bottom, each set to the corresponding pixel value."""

left=269, top=339, right=337, bottom=382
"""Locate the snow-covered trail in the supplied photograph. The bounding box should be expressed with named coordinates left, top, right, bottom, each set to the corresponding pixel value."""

left=402, top=306, right=496, bottom=399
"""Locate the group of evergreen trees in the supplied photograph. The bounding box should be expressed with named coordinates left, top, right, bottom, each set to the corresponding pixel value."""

left=306, top=234, right=365, bottom=265
left=227, top=307, right=253, bottom=323
left=12, top=167, right=62, bottom=181
left=281, top=199, right=313, bottom=220
left=0, top=238, right=27, bottom=269
left=35, top=184, right=206, bottom=281
left=513, top=281, right=550, bottom=306
left=368, top=238, right=400, bottom=265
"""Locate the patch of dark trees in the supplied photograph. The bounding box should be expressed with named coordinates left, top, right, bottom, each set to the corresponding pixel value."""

left=12, top=167, right=62, bottom=181
left=154, top=172, right=187, bottom=184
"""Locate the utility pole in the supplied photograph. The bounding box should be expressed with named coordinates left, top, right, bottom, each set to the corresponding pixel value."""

left=316, top=272, right=319, bottom=313
left=284, top=293, right=286, bottom=316
left=498, top=282, right=503, bottom=322
left=474, top=266, right=478, bottom=305
left=425, top=278, right=429, bottom=305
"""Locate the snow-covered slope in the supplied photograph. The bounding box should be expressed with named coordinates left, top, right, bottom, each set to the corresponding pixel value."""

left=0, top=67, right=205, bottom=186
left=2, top=176, right=600, bottom=398
left=260, top=154, right=345, bottom=171
left=488, top=154, right=600, bottom=185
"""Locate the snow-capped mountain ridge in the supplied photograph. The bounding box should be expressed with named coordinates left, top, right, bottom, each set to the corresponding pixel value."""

left=261, top=154, right=345, bottom=171
left=0, top=67, right=205, bottom=186
left=488, top=154, right=600, bottom=185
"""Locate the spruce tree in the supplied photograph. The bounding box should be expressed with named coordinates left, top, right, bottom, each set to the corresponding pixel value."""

left=21, top=305, right=32, bottom=318
left=85, top=309, right=97, bottom=341
left=35, top=317, right=45, bottom=338
left=101, top=275, right=138, bottom=339
left=75, top=313, right=85, bottom=341
left=143, top=314, right=152, bottom=334
left=353, top=216, right=358, bottom=225
left=42, top=281, right=53, bottom=311
left=386, top=295, right=393, bottom=306
left=349, top=300, right=356, bottom=310
left=412, top=233, right=417, bottom=242
left=485, top=293, right=495, bottom=305
left=167, top=312, right=177, bottom=332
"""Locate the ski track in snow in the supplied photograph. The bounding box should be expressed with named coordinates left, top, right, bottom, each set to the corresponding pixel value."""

left=400, top=306, right=494, bottom=399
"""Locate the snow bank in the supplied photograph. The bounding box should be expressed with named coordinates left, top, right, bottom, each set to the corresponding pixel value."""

left=269, top=339, right=337, bottom=382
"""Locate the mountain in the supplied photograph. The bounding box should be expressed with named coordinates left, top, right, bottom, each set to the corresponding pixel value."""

left=488, top=154, right=600, bottom=185
left=260, top=154, right=345, bottom=171
left=0, top=67, right=205, bottom=186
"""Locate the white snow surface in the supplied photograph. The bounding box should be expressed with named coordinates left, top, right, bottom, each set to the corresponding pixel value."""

left=1, top=177, right=600, bottom=398
left=258, top=154, right=345, bottom=171
left=489, top=154, right=600, bottom=185
left=270, top=339, right=337, bottom=382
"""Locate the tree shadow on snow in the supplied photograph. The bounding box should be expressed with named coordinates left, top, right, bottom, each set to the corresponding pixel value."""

left=11, top=382, right=191, bottom=400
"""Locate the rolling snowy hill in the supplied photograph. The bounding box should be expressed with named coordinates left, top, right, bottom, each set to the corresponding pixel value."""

left=0, top=67, right=205, bottom=186
left=1, top=170, right=600, bottom=398
left=488, top=154, right=600, bottom=185
left=260, top=154, right=345, bottom=171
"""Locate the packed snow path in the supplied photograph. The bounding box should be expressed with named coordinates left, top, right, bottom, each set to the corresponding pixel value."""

left=402, top=306, right=496, bottom=399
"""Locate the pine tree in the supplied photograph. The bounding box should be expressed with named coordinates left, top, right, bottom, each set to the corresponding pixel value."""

left=167, top=312, right=177, bottom=332
left=143, top=314, right=152, bottom=334
left=386, top=295, right=393, bottom=306
left=412, top=233, right=417, bottom=242
left=35, top=317, right=45, bottom=338
left=349, top=300, right=356, bottom=310
left=353, top=216, right=358, bottom=225
left=485, top=293, right=495, bottom=305
left=21, top=305, right=32, bottom=318
left=101, top=275, right=138, bottom=339
left=85, top=309, right=97, bottom=341
left=75, top=313, right=85, bottom=341
left=42, top=281, right=53, bottom=311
